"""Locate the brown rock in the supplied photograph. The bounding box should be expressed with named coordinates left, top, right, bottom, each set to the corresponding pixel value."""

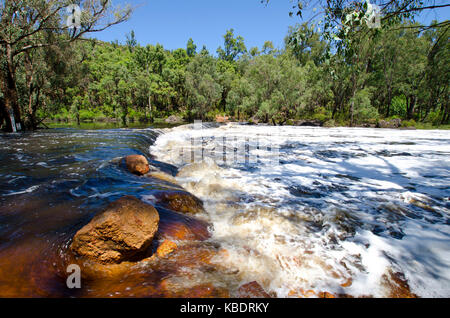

left=382, top=270, right=418, bottom=298
left=70, top=196, right=159, bottom=264
left=156, top=240, right=178, bottom=258
left=216, top=115, right=230, bottom=123
left=125, top=155, right=150, bottom=175
left=158, top=216, right=211, bottom=241
left=318, top=291, right=336, bottom=298
left=288, top=289, right=317, bottom=298
left=237, top=281, right=271, bottom=298
left=160, top=279, right=230, bottom=298
left=340, top=278, right=353, bottom=288
left=154, top=190, right=205, bottom=215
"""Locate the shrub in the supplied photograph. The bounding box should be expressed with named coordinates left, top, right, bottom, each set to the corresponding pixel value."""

left=323, top=119, right=336, bottom=127
left=352, top=88, right=379, bottom=124
left=401, top=119, right=416, bottom=128
left=391, top=95, right=407, bottom=118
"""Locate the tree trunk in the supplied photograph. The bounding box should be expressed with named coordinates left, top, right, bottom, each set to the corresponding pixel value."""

left=0, top=97, right=7, bottom=130
left=386, top=84, right=392, bottom=118
left=0, top=44, right=23, bottom=132
left=406, top=95, right=416, bottom=120
left=148, top=94, right=153, bottom=123
left=350, top=79, right=356, bottom=127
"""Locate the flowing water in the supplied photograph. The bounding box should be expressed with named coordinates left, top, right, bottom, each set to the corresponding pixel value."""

left=0, top=124, right=449, bottom=297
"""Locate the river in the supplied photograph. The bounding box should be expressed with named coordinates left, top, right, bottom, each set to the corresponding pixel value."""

left=0, top=123, right=449, bottom=297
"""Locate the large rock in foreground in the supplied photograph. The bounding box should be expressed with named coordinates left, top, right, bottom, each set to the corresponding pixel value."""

left=125, top=155, right=150, bottom=175
left=70, top=196, right=159, bottom=264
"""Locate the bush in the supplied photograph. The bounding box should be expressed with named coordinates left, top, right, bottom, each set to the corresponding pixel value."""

left=426, top=111, right=443, bottom=126
left=401, top=119, right=416, bottom=128
left=323, top=119, right=336, bottom=127
left=53, top=108, right=70, bottom=122
left=79, top=109, right=96, bottom=122
left=311, top=106, right=331, bottom=122
left=352, top=88, right=379, bottom=124
left=391, top=95, right=407, bottom=118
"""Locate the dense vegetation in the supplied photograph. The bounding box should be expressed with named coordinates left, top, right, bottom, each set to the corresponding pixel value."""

left=1, top=1, right=449, bottom=131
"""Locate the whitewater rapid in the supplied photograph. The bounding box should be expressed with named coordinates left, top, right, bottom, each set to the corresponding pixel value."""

left=150, top=123, right=450, bottom=297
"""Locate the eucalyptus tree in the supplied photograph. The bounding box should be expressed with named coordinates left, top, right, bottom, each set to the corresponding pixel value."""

left=186, top=38, right=197, bottom=57
left=185, top=54, right=222, bottom=120
left=0, top=0, right=132, bottom=132
left=216, top=29, right=247, bottom=62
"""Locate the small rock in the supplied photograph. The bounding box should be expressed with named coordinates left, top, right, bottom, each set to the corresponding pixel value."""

left=125, top=155, right=150, bottom=175
left=156, top=240, right=178, bottom=258
left=215, top=115, right=230, bottom=123
left=318, top=291, right=336, bottom=298
left=70, top=196, right=159, bottom=264
left=377, top=118, right=402, bottom=129
left=165, top=115, right=183, bottom=124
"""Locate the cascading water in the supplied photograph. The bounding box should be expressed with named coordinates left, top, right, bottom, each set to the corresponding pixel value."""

left=150, top=123, right=450, bottom=298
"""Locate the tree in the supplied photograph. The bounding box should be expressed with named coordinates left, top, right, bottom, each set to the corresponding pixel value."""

left=0, top=0, right=132, bottom=132
left=186, top=38, right=197, bottom=57
left=285, top=23, right=327, bottom=65
left=264, top=0, right=450, bottom=32
left=126, top=30, right=137, bottom=52
left=216, top=29, right=247, bottom=62
left=185, top=55, right=222, bottom=120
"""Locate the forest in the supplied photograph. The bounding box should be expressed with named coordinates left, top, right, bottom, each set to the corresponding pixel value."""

left=0, top=1, right=449, bottom=131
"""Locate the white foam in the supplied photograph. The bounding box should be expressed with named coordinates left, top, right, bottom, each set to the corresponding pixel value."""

left=150, top=124, right=450, bottom=297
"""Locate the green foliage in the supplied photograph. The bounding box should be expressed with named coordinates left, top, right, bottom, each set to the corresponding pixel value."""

left=391, top=95, right=407, bottom=118
left=185, top=54, right=222, bottom=120
left=401, top=119, right=416, bottom=128
left=217, top=29, right=247, bottom=62
left=1, top=1, right=447, bottom=130
left=351, top=88, right=379, bottom=124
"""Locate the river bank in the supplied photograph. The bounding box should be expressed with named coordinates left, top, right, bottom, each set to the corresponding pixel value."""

left=43, top=116, right=450, bottom=131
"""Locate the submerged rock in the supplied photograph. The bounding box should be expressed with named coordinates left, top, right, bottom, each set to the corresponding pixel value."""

left=125, top=155, right=150, bottom=175
left=70, top=196, right=159, bottom=264
left=144, top=170, right=178, bottom=184
left=382, top=270, right=418, bottom=298
left=154, top=190, right=206, bottom=215
left=157, top=209, right=211, bottom=241
left=156, top=240, right=178, bottom=258
left=237, top=281, right=271, bottom=298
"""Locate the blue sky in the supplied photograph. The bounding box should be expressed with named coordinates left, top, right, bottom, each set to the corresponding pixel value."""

left=93, top=0, right=314, bottom=53
left=93, top=0, right=450, bottom=54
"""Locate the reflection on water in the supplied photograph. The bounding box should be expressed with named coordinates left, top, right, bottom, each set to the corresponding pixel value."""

left=0, top=125, right=449, bottom=297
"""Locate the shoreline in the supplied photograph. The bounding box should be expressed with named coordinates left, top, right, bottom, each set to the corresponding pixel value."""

left=42, top=120, right=449, bottom=131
